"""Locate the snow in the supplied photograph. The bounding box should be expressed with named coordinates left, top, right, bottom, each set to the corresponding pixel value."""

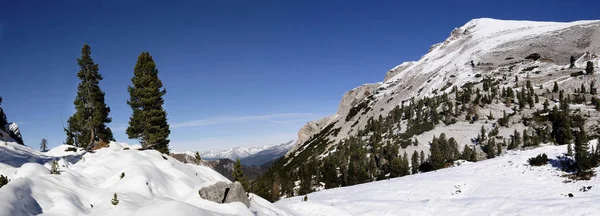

left=277, top=143, right=600, bottom=215
left=0, top=142, right=291, bottom=216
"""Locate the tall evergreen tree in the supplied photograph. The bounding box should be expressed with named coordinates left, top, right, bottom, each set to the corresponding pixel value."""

left=232, top=158, right=246, bottom=183
left=570, top=56, right=576, bottom=68
left=574, top=125, right=592, bottom=172
left=411, top=151, right=419, bottom=174
left=126, top=52, right=171, bottom=154
left=553, top=81, right=559, bottom=93
left=65, top=44, right=113, bottom=149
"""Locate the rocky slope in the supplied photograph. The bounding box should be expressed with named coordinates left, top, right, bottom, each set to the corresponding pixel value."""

left=293, top=18, right=600, bottom=153
left=253, top=18, right=600, bottom=200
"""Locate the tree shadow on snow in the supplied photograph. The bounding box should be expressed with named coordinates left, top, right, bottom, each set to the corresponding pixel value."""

left=0, top=146, right=85, bottom=169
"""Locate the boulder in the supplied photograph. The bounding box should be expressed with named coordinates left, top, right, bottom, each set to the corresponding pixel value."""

left=198, top=181, right=249, bottom=207
left=223, top=181, right=250, bottom=207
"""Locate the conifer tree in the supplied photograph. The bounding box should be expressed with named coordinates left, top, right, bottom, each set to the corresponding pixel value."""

left=195, top=151, right=201, bottom=163
left=411, top=151, right=419, bottom=174
left=586, top=61, right=594, bottom=75
left=232, top=158, right=246, bottom=183
left=111, top=193, right=119, bottom=205
left=543, top=99, right=550, bottom=112
left=570, top=56, right=576, bottom=68
left=590, top=81, right=597, bottom=95
left=40, top=138, right=48, bottom=152
left=470, top=148, right=478, bottom=162
left=486, top=139, right=496, bottom=159
left=401, top=152, right=410, bottom=176
left=126, top=52, right=170, bottom=154
left=65, top=44, right=113, bottom=149
left=574, top=125, right=592, bottom=172
left=420, top=150, right=425, bottom=164
left=496, top=143, right=502, bottom=156
left=553, top=81, right=559, bottom=93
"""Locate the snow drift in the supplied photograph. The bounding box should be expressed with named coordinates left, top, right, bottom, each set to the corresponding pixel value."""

left=0, top=142, right=290, bottom=216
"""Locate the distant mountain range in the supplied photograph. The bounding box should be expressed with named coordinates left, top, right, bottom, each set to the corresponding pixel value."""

left=177, top=140, right=295, bottom=166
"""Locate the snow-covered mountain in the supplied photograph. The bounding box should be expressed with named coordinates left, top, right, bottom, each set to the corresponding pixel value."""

left=195, top=140, right=295, bottom=165
left=0, top=141, right=291, bottom=215
left=276, top=143, right=600, bottom=216
left=290, top=18, right=600, bottom=154
left=251, top=18, right=600, bottom=201
left=241, top=140, right=295, bottom=165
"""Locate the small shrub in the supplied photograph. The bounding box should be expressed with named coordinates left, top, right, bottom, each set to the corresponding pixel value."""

left=303, top=195, right=308, bottom=202
left=50, top=160, right=60, bottom=175
left=0, top=175, right=10, bottom=188
left=123, top=147, right=130, bottom=150
left=120, top=172, right=125, bottom=179
left=418, top=162, right=435, bottom=173
left=570, top=71, right=585, bottom=77
left=525, top=53, right=541, bottom=61
left=528, top=153, right=548, bottom=166
left=65, top=147, right=77, bottom=152
left=111, top=193, right=119, bottom=205
left=474, top=74, right=482, bottom=78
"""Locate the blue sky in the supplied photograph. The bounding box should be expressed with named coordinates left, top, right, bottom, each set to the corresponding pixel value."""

left=0, top=0, right=598, bottom=152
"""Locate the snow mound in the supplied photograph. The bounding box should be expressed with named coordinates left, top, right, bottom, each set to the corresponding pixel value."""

left=277, top=144, right=600, bottom=215
left=0, top=142, right=291, bottom=215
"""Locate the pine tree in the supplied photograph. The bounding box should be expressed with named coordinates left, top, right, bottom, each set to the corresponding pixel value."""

left=590, top=81, right=597, bottom=95
left=50, top=160, right=60, bottom=175
left=411, top=151, right=419, bottom=174
left=586, top=61, right=594, bottom=75
left=470, top=148, right=478, bottom=162
left=553, top=81, right=559, bottom=93
left=496, top=143, right=502, bottom=156
left=126, top=52, right=171, bottom=154
left=111, top=193, right=119, bottom=206
left=401, top=152, right=410, bottom=176
left=570, top=56, right=576, bottom=68
left=461, top=145, right=472, bottom=161
left=40, top=138, right=48, bottom=152
left=543, top=99, right=550, bottom=112
left=65, top=44, right=113, bottom=149
left=195, top=151, right=201, bottom=163
left=574, top=125, right=592, bottom=172
left=232, top=158, right=245, bottom=183
left=420, top=150, right=425, bottom=164
left=486, top=139, right=496, bottom=159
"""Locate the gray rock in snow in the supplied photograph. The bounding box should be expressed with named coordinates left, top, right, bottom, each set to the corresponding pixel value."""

left=198, top=181, right=249, bottom=207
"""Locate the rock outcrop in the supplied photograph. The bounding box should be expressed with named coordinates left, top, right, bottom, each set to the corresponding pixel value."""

left=198, top=181, right=250, bottom=207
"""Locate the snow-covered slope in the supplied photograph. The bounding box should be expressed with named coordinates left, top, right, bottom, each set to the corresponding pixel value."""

left=277, top=143, right=600, bottom=216
left=0, top=142, right=290, bottom=216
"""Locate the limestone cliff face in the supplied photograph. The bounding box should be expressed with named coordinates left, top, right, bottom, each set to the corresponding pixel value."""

left=288, top=83, right=379, bottom=156
left=287, top=116, right=333, bottom=157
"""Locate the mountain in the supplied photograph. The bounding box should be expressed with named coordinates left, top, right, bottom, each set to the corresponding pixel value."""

left=241, top=140, right=295, bottom=165
left=194, top=140, right=295, bottom=165
left=0, top=141, right=291, bottom=215
left=252, top=18, right=600, bottom=200
left=275, top=143, right=600, bottom=215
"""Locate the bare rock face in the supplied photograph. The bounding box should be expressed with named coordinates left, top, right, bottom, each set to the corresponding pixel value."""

left=384, top=61, right=416, bottom=82
left=287, top=116, right=332, bottom=157
left=198, top=181, right=250, bottom=207
left=287, top=83, right=380, bottom=157
left=336, top=83, right=380, bottom=115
